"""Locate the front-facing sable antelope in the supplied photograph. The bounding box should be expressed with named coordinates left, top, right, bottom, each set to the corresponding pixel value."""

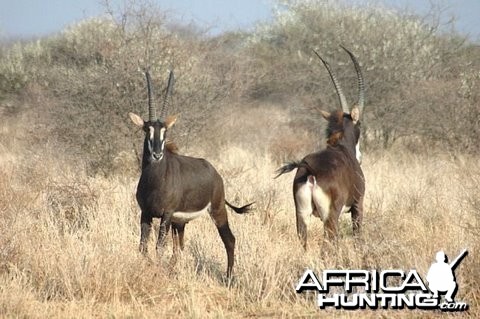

left=275, top=46, right=366, bottom=250
left=129, top=70, right=252, bottom=279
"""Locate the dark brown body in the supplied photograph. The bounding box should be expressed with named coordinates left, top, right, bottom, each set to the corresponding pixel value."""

left=276, top=47, right=366, bottom=249
left=130, top=71, right=250, bottom=279
left=132, top=120, right=251, bottom=279
left=137, top=148, right=235, bottom=260
left=296, top=141, right=364, bottom=244
left=137, top=150, right=227, bottom=221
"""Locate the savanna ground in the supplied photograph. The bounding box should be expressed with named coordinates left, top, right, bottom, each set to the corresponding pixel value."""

left=1, top=0, right=479, bottom=318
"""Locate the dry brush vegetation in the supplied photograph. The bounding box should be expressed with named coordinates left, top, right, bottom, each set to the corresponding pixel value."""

left=1, top=0, right=479, bottom=318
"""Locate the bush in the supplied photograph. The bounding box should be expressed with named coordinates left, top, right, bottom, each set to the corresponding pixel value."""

left=1, top=0, right=479, bottom=177
left=245, top=0, right=474, bottom=151
left=1, top=1, right=241, bottom=175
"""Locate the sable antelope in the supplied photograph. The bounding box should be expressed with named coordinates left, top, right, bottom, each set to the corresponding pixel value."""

left=129, top=70, right=252, bottom=278
left=275, top=46, right=365, bottom=249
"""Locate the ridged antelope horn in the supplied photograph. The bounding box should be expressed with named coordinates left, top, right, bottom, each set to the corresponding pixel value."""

left=313, top=50, right=349, bottom=113
left=145, top=70, right=156, bottom=122
left=160, top=71, right=175, bottom=120
left=340, top=45, right=365, bottom=115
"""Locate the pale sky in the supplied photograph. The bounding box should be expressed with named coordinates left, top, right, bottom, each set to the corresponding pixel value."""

left=0, top=0, right=479, bottom=41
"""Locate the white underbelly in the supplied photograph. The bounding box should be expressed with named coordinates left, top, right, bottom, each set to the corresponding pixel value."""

left=171, top=202, right=211, bottom=223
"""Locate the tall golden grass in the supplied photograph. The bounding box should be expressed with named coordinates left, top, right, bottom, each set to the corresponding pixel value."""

left=0, top=107, right=478, bottom=318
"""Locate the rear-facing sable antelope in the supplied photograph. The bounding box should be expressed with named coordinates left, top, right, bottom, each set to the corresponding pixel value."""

left=275, top=46, right=365, bottom=250
left=129, top=70, right=252, bottom=278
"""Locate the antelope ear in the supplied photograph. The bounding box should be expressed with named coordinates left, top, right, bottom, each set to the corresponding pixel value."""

left=351, top=106, right=360, bottom=123
left=129, top=112, right=144, bottom=127
left=320, top=110, right=331, bottom=120
left=165, top=114, right=178, bottom=129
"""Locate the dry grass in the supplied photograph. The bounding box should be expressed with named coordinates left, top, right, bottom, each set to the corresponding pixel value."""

left=0, top=111, right=479, bottom=318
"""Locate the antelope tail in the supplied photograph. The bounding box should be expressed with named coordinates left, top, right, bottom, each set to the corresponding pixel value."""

left=274, top=160, right=302, bottom=179
left=225, top=200, right=254, bottom=214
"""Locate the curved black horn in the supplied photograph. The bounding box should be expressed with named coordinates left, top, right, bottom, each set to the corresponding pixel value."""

left=159, top=71, right=175, bottom=120
left=145, top=70, right=156, bottom=122
left=313, top=50, right=349, bottom=113
left=340, top=45, right=365, bottom=115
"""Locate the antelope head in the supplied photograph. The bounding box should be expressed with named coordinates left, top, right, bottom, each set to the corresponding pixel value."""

left=313, top=46, right=365, bottom=163
left=129, top=70, right=176, bottom=164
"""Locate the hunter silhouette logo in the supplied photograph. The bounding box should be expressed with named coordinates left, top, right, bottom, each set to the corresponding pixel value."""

left=426, top=249, right=468, bottom=304
left=295, top=249, right=469, bottom=311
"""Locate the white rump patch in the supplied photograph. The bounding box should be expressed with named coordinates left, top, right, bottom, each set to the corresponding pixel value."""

left=311, top=177, right=331, bottom=221
left=171, top=202, right=211, bottom=223
left=295, top=179, right=314, bottom=226
left=295, top=175, right=332, bottom=223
